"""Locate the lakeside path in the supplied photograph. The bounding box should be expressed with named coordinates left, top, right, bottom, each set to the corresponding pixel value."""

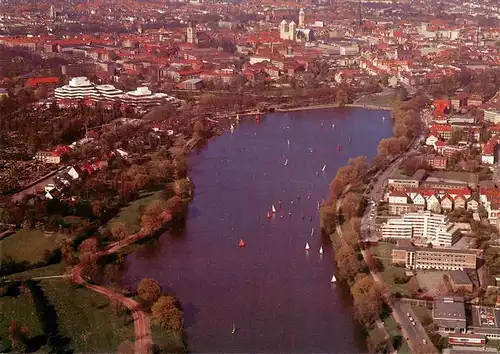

left=275, top=103, right=392, bottom=113
left=71, top=232, right=153, bottom=354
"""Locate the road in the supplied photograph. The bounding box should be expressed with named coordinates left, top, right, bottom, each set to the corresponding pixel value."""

left=393, top=300, right=433, bottom=344
left=71, top=231, right=155, bottom=354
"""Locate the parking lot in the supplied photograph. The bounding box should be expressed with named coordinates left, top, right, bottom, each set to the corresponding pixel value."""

left=474, top=306, right=498, bottom=327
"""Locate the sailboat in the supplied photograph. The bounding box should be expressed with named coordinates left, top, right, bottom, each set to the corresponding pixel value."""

left=231, top=322, right=236, bottom=334
left=230, top=124, right=235, bottom=133
left=287, top=139, right=290, bottom=147
left=319, top=246, right=324, bottom=255
left=284, top=158, right=288, bottom=166
left=305, top=242, right=310, bottom=250
left=382, top=116, right=386, bottom=121
left=236, top=114, right=240, bottom=122
left=239, top=239, right=245, bottom=248
left=272, top=205, right=277, bottom=213
left=322, top=164, right=326, bottom=172
left=317, top=201, right=320, bottom=210
left=321, top=121, right=324, bottom=128
left=331, top=275, right=337, bottom=283
left=332, top=124, right=335, bottom=129
left=311, top=228, right=315, bottom=236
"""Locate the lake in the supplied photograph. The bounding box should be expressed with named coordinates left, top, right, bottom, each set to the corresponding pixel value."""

left=123, top=107, right=392, bottom=353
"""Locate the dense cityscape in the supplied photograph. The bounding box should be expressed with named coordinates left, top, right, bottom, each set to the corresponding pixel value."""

left=0, top=0, right=500, bottom=352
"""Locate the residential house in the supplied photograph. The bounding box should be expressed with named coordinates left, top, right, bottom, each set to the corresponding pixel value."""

left=427, top=194, right=441, bottom=212
left=412, top=193, right=426, bottom=209
left=426, top=134, right=439, bottom=147
left=426, top=154, right=447, bottom=170
left=430, top=123, right=453, bottom=140
left=467, top=198, right=479, bottom=211
left=454, top=195, right=467, bottom=210
left=441, top=195, right=454, bottom=212
left=451, top=93, right=469, bottom=110
left=468, top=94, right=484, bottom=107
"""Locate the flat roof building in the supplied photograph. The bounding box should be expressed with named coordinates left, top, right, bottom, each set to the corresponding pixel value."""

left=381, top=211, right=462, bottom=247
left=392, top=243, right=477, bottom=271
left=433, top=296, right=466, bottom=334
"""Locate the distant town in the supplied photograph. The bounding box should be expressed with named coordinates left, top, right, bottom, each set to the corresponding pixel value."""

left=0, top=0, right=500, bottom=352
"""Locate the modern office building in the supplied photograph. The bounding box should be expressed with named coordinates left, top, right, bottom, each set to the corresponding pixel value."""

left=392, top=242, right=477, bottom=270
left=54, top=77, right=176, bottom=108
left=381, top=211, right=462, bottom=247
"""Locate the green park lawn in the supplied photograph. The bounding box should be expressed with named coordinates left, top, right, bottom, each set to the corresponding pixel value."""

left=0, top=229, right=69, bottom=264
left=371, top=242, right=411, bottom=296
left=0, top=280, right=134, bottom=352
left=41, top=280, right=134, bottom=352
left=354, top=92, right=396, bottom=107
left=6, top=263, right=67, bottom=281
left=105, top=190, right=164, bottom=235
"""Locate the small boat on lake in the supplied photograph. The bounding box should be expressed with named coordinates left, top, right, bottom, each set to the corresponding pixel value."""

left=317, top=201, right=320, bottom=210
left=255, top=114, right=260, bottom=123
left=239, top=239, right=245, bottom=248
left=382, top=116, right=386, bottom=121
left=311, top=228, right=315, bottom=236
left=287, top=139, right=290, bottom=147
left=331, top=275, right=337, bottom=283
left=321, top=121, right=324, bottom=128
left=266, top=211, right=271, bottom=219
left=231, top=322, right=236, bottom=334
left=272, top=205, right=277, bottom=213
left=322, top=165, right=326, bottom=172
left=319, top=246, right=324, bottom=255
left=305, top=242, right=310, bottom=250
left=236, top=114, right=240, bottom=122
left=284, top=158, right=288, bottom=166
left=230, top=124, right=235, bottom=133
left=332, top=124, right=335, bottom=129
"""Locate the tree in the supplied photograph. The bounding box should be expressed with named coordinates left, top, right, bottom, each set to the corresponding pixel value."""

left=151, top=295, right=184, bottom=332
left=110, top=221, right=129, bottom=244
left=193, top=120, right=205, bottom=139
left=140, top=200, right=169, bottom=235
left=335, top=244, right=362, bottom=283
left=78, top=237, right=98, bottom=255
left=61, top=241, right=77, bottom=266
left=342, top=192, right=361, bottom=219
left=117, top=340, right=135, bottom=354
left=351, top=276, right=384, bottom=327
left=137, top=278, right=162, bottom=303
left=8, top=320, right=29, bottom=352
left=165, top=195, right=183, bottom=219
left=408, top=276, right=421, bottom=296
left=336, top=89, right=348, bottom=107
left=343, top=230, right=360, bottom=248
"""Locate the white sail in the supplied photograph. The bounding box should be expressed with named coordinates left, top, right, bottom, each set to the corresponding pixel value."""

left=305, top=242, right=310, bottom=250
left=332, top=124, right=335, bottom=129
left=236, top=114, right=240, bottom=121
left=272, top=205, right=277, bottom=213
left=317, top=201, right=320, bottom=210
left=322, top=164, right=326, bottom=172
left=287, top=139, right=290, bottom=146
left=319, top=246, right=324, bottom=255
left=382, top=116, right=386, bottom=121
left=284, top=158, right=288, bottom=166
left=331, top=275, right=337, bottom=283
left=311, top=228, right=314, bottom=236
left=230, top=124, right=234, bottom=132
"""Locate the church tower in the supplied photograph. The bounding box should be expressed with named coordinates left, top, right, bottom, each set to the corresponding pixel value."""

left=49, top=5, right=57, bottom=21
left=186, top=22, right=196, bottom=44
left=299, top=8, right=305, bottom=28
left=289, top=21, right=297, bottom=41
left=279, top=20, right=288, bottom=40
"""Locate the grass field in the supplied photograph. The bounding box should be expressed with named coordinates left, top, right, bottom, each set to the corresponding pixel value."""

left=384, top=315, right=410, bottom=354
left=0, top=291, right=42, bottom=352
left=105, top=190, right=164, bottom=235
left=151, top=324, right=186, bottom=352
left=355, top=92, right=396, bottom=107
left=6, top=263, right=67, bottom=281
left=0, top=280, right=134, bottom=352
left=371, top=243, right=410, bottom=296
left=0, top=229, right=69, bottom=263
left=41, top=280, right=134, bottom=352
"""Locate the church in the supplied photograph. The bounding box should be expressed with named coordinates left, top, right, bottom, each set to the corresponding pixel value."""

left=279, top=8, right=312, bottom=42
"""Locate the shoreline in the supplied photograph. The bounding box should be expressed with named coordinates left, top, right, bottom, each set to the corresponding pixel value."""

left=274, top=103, right=392, bottom=113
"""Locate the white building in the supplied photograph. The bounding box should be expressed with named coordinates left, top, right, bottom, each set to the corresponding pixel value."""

left=55, top=77, right=101, bottom=101
left=121, top=87, right=175, bottom=107
left=381, top=211, right=462, bottom=247
left=484, top=109, right=500, bottom=124
left=279, top=20, right=297, bottom=41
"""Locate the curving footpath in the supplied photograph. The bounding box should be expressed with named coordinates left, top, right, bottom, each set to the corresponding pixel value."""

left=71, top=234, right=153, bottom=354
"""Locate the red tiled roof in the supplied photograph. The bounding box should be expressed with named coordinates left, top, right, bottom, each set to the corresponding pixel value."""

left=25, top=77, right=59, bottom=87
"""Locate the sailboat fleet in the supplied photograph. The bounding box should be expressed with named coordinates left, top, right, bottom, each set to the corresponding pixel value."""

left=233, top=116, right=338, bottom=285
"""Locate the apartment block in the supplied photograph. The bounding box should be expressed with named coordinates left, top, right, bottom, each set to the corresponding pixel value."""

left=381, top=211, right=462, bottom=247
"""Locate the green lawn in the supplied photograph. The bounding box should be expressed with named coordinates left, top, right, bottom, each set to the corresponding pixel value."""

left=0, top=229, right=70, bottom=263
left=0, top=290, right=42, bottom=352
left=105, top=190, right=164, bottom=235
left=6, top=263, right=67, bottom=281
left=355, top=92, right=396, bottom=107
left=41, top=280, right=134, bottom=352
left=384, top=315, right=410, bottom=353
left=371, top=243, right=410, bottom=296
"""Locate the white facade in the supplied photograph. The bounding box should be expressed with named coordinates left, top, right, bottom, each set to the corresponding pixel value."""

left=122, top=87, right=174, bottom=107
left=484, top=109, right=500, bottom=124
left=381, top=211, right=462, bottom=247
left=279, top=20, right=297, bottom=41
